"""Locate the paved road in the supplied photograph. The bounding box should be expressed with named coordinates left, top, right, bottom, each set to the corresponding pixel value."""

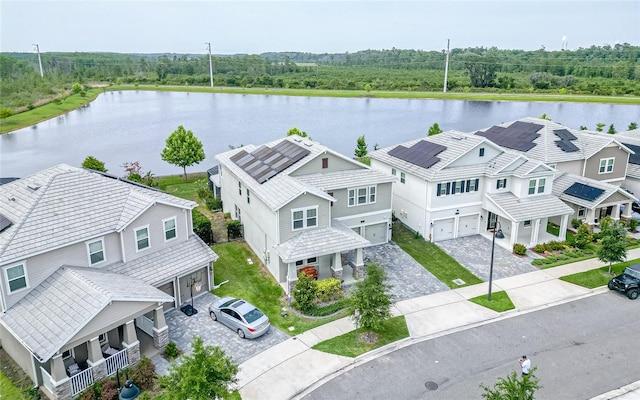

left=303, top=292, right=640, bottom=400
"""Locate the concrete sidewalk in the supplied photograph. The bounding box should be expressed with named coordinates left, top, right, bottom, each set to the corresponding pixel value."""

left=237, top=250, right=640, bottom=400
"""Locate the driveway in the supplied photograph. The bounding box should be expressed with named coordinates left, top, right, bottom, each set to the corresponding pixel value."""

left=152, top=292, right=289, bottom=375
left=435, top=235, right=538, bottom=281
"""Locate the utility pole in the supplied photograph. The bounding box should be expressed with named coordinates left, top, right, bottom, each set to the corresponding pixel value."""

left=443, top=39, right=450, bottom=93
left=33, top=43, right=44, bottom=77
left=206, top=42, right=213, bottom=87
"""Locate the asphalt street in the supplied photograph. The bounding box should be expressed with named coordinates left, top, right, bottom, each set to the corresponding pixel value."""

left=303, top=291, right=640, bottom=400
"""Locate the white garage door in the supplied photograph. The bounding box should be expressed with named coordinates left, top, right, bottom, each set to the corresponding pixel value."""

left=458, top=215, right=479, bottom=237
left=364, top=222, right=388, bottom=245
left=432, top=218, right=454, bottom=241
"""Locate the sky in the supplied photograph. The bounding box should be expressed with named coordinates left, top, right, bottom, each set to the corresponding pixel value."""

left=1, top=0, right=639, bottom=55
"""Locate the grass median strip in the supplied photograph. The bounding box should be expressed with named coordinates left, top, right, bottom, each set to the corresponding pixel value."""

left=560, top=258, right=640, bottom=288
left=469, top=291, right=515, bottom=312
left=312, top=316, right=409, bottom=358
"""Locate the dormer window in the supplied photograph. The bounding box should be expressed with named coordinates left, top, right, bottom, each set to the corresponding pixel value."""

left=528, top=178, right=546, bottom=195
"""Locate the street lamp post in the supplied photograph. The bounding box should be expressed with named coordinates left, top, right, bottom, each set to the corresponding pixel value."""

left=488, top=220, right=505, bottom=301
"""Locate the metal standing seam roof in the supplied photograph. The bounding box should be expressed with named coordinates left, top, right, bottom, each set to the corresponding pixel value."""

left=0, top=266, right=172, bottom=362
left=0, top=165, right=196, bottom=265
left=485, top=192, right=574, bottom=222
left=107, top=235, right=218, bottom=286
left=552, top=172, right=638, bottom=208
left=272, top=220, right=372, bottom=263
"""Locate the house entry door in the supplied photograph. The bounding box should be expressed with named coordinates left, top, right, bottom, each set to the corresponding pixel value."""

left=487, top=212, right=498, bottom=230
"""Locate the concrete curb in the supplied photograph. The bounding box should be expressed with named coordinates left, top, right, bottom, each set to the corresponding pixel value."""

left=590, top=380, right=640, bottom=400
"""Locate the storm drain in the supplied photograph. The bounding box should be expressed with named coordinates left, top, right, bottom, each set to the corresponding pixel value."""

left=425, top=381, right=439, bottom=391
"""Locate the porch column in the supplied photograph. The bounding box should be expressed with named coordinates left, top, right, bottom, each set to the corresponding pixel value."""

left=287, top=262, right=297, bottom=295
left=50, top=353, right=67, bottom=382
left=612, top=204, right=621, bottom=220
left=330, top=252, right=343, bottom=281
left=559, top=215, right=569, bottom=241
left=352, top=248, right=364, bottom=279
left=123, top=320, right=141, bottom=366
left=152, top=307, right=169, bottom=349
left=87, top=337, right=107, bottom=381
left=530, top=218, right=541, bottom=248
left=622, top=202, right=632, bottom=218
left=510, top=222, right=519, bottom=248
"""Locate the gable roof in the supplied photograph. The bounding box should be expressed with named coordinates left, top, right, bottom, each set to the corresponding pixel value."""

left=552, top=172, right=638, bottom=208
left=0, top=266, right=172, bottom=362
left=216, top=136, right=392, bottom=211
left=0, top=165, right=195, bottom=265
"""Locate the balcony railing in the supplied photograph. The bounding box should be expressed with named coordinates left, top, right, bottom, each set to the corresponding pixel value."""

left=70, top=368, right=94, bottom=396
left=59, top=348, right=130, bottom=397
left=105, top=348, right=129, bottom=376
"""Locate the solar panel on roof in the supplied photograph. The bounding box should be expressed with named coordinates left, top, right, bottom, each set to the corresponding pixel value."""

left=622, top=142, right=640, bottom=165
left=563, top=182, right=605, bottom=202
left=556, top=140, right=579, bottom=152
left=554, top=129, right=577, bottom=141
left=475, top=121, right=543, bottom=152
left=0, top=214, right=12, bottom=233
left=231, top=140, right=311, bottom=184
left=388, top=140, right=446, bottom=169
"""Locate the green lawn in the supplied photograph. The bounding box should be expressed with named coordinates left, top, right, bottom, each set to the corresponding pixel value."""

left=211, top=242, right=348, bottom=335
left=0, top=371, right=26, bottom=400
left=312, top=316, right=409, bottom=358
left=560, top=258, right=640, bottom=288
left=469, top=291, right=515, bottom=312
left=157, top=174, right=208, bottom=202
left=391, top=223, right=482, bottom=288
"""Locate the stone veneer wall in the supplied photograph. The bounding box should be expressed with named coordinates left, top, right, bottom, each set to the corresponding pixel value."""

left=126, top=342, right=141, bottom=365
left=153, top=327, right=169, bottom=349
left=53, top=379, right=72, bottom=400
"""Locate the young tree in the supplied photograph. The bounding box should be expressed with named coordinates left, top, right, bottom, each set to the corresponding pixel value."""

left=539, top=113, right=552, bottom=121
left=286, top=127, right=309, bottom=138
left=597, top=219, right=628, bottom=274
left=161, top=125, right=206, bottom=181
left=608, top=124, right=616, bottom=134
left=480, top=368, right=541, bottom=400
left=595, top=122, right=606, bottom=132
left=349, top=262, right=393, bottom=334
left=81, top=156, right=108, bottom=172
left=629, top=122, right=638, bottom=131
left=428, top=122, right=443, bottom=136
left=354, top=135, right=368, bottom=157
left=159, top=336, right=238, bottom=400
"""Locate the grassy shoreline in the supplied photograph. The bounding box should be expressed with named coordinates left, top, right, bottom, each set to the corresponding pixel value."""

left=1, top=85, right=639, bottom=134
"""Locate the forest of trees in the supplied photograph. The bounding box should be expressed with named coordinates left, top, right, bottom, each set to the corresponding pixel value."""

left=1, top=44, right=639, bottom=112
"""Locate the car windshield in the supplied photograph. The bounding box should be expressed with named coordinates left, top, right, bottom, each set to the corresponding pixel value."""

left=243, top=308, right=265, bottom=323
left=624, top=267, right=640, bottom=280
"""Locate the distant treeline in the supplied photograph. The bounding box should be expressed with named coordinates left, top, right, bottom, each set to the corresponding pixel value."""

left=1, top=44, right=639, bottom=110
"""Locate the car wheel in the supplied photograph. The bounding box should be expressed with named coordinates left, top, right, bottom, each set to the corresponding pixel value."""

left=627, top=289, right=639, bottom=300
left=608, top=280, right=615, bottom=290
left=209, top=311, right=217, bottom=321
left=237, top=329, right=246, bottom=339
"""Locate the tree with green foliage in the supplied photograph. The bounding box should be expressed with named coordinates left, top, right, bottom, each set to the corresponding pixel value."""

left=349, top=262, right=393, bottom=333
left=72, top=82, right=82, bottom=94
left=572, top=223, right=593, bottom=249
left=192, top=209, right=213, bottom=245
left=598, top=219, right=628, bottom=274
left=580, top=126, right=588, bottom=131
left=539, top=113, right=552, bottom=121
left=292, top=270, right=318, bottom=313
left=480, top=368, right=541, bottom=400
left=161, top=125, right=206, bottom=181
left=628, top=122, right=638, bottom=131
left=428, top=122, right=443, bottom=136
left=0, top=107, right=13, bottom=118
left=286, top=127, right=309, bottom=138
left=354, top=135, right=368, bottom=157
left=81, top=156, right=108, bottom=172
left=159, top=336, right=238, bottom=400
left=608, top=124, right=616, bottom=134
left=463, top=53, right=498, bottom=88
left=596, top=122, right=606, bottom=132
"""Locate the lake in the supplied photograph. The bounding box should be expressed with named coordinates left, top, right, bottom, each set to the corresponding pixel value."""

left=1, top=91, right=639, bottom=178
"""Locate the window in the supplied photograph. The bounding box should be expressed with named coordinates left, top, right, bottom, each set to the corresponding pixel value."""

left=537, top=178, right=546, bottom=193
left=497, top=179, right=507, bottom=189
left=523, top=220, right=532, bottom=227
left=454, top=181, right=463, bottom=194
left=5, top=263, right=27, bottom=293
left=578, top=206, right=586, bottom=218
left=528, top=178, right=545, bottom=195
left=466, top=179, right=478, bottom=192
left=163, top=217, right=177, bottom=241
left=438, top=183, right=447, bottom=196
left=436, top=179, right=479, bottom=197
left=247, top=189, right=250, bottom=204
left=391, top=168, right=396, bottom=176
left=62, top=349, right=73, bottom=360
left=400, top=172, right=406, bottom=184
left=479, top=148, right=485, bottom=157
left=307, top=257, right=317, bottom=264
left=548, top=163, right=556, bottom=169
left=599, top=158, right=614, bottom=174
left=322, top=158, right=328, bottom=169
left=528, top=180, right=536, bottom=195
left=87, top=239, right=105, bottom=265
left=348, top=186, right=377, bottom=206
left=135, top=226, right=150, bottom=251
left=234, top=204, right=241, bottom=221
left=292, top=207, right=318, bottom=230
left=295, top=260, right=304, bottom=266
left=99, top=333, right=108, bottom=345
left=238, top=181, right=242, bottom=195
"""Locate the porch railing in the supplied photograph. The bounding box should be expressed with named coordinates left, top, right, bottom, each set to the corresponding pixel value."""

left=70, top=368, right=94, bottom=396
left=105, top=348, right=129, bottom=376
left=40, top=366, right=53, bottom=393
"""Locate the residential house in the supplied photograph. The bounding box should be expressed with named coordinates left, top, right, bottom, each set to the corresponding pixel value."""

left=369, top=130, right=574, bottom=248
left=471, top=118, right=638, bottom=224
left=215, top=136, right=395, bottom=293
left=0, top=165, right=218, bottom=400
left=604, top=128, right=640, bottom=197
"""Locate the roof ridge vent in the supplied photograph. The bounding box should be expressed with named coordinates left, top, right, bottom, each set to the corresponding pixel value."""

left=451, top=135, right=464, bottom=140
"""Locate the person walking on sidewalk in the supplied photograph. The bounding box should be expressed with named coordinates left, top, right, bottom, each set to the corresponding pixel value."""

left=519, top=355, right=531, bottom=376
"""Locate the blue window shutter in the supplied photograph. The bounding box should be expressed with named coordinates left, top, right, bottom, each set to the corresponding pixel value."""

left=475, top=179, right=479, bottom=191
left=465, top=180, right=470, bottom=192
left=446, top=182, right=451, bottom=195
left=437, top=183, right=441, bottom=196
left=460, top=180, right=465, bottom=192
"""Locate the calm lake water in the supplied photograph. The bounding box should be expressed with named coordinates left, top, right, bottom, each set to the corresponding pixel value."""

left=1, top=91, right=639, bottom=178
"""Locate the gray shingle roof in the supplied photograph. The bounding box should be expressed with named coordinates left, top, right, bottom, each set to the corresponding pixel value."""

left=272, top=220, right=371, bottom=263
left=296, top=169, right=397, bottom=190
left=0, top=266, right=172, bottom=362
left=485, top=192, right=574, bottom=222
left=107, top=235, right=217, bottom=286
left=552, top=172, right=637, bottom=208
left=0, top=165, right=196, bottom=265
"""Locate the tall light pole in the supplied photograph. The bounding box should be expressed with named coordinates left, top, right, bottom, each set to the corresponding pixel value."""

left=443, top=39, right=450, bottom=93
left=487, top=220, right=505, bottom=301
left=206, top=42, right=213, bottom=87
left=33, top=43, right=44, bottom=77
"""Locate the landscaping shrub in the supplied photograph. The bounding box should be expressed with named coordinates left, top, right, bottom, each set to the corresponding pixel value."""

left=163, top=342, right=180, bottom=360
left=513, top=243, right=527, bottom=255
left=316, top=278, right=344, bottom=303
left=629, top=218, right=638, bottom=232
left=99, top=379, right=118, bottom=400
left=548, top=241, right=565, bottom=251
left=573, top=224, right=593, bottom=249
left=129, top=356, right=156, bottom=391
left=533, top=243, right=546, bottom=253
left=571, top=218, right=581, bottom=229
left=192, top=209, right=213, bottom=244
left=292, top=271, right=318, bottom=313
left=226, top=219, right=242, bottom=239
left=207, top=196, right=222, bottom=211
